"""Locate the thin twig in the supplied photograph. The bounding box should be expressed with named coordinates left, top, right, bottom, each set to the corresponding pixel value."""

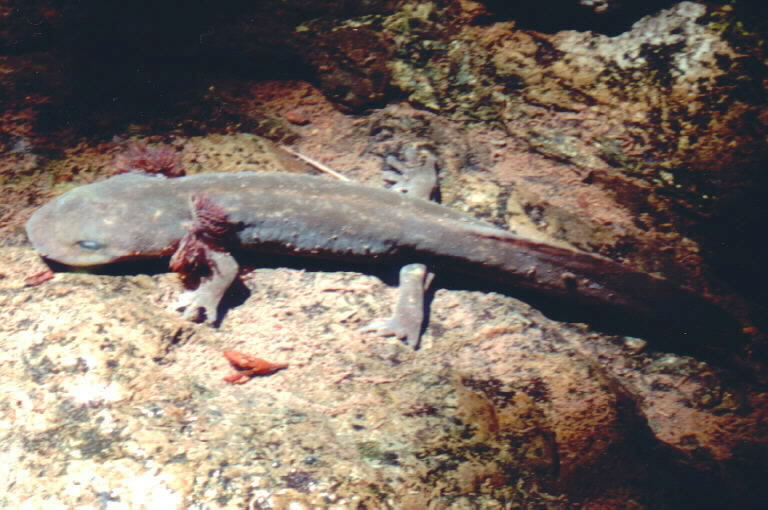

left=280, top=145, right=352, bottom=181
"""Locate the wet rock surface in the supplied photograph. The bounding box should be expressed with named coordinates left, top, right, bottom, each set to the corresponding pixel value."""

left=4, top=243, right=765, bottom=508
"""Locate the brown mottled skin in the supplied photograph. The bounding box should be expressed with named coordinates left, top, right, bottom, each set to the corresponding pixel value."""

left=26, top=164, right=735, bottom=347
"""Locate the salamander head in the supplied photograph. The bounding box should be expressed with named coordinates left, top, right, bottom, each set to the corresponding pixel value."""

left=25, top=175, right=189, bottom=267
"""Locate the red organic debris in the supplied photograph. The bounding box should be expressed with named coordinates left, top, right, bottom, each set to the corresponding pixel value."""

left=24, top=269, right=54, bottom=287
left=112, top=141, right=184, bottom=177
left=222, top=350, right=288, bottom=384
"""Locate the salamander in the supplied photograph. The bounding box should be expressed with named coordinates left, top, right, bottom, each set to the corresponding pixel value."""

left=25, top=148, right=736, bottom=347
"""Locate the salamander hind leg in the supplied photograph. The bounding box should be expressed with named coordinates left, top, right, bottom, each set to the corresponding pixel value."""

left=381, top=143, right=439, bottom=201
left=361, top=263, right=434, bottom=349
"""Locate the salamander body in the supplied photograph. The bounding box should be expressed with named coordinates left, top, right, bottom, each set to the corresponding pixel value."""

left=25, top=170, right=735, bottom=345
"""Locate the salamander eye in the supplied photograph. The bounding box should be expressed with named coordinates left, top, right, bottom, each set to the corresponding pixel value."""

left=76, top=240, right=103, bottom=251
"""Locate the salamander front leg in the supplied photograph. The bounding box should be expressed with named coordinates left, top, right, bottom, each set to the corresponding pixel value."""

left=173, top=249, right=239, bottom=323
left=361, top=262, right=434, bottom=348
left=170, top=192, right=241, bottom=324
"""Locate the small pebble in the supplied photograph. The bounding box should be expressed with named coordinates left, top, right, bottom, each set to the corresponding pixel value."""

left=285, top=109, right=311, bottom=125
left=623, top=337, right=647, bottom=353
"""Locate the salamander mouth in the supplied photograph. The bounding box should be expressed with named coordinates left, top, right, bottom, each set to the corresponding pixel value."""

left=36, top=254, right=171, bottom=276
left=38, top=257, right=97, bottom=272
